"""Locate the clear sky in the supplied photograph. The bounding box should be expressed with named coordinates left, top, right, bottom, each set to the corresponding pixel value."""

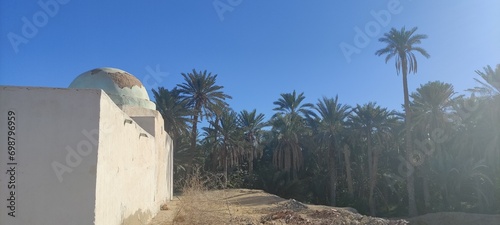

left=1, top=0, right=499, bottom=120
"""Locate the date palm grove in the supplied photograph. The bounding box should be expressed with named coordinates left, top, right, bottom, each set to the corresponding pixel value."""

left=152, top=27, right=500, bottom=217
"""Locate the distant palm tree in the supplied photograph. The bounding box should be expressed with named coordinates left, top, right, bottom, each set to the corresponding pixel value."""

left=271, top=90, right=313, bottom=179
left=205, top=110, right=244, bottom=187
left=467, top=64, right=500, bottom=189
left=273, top=90, right=314, bottom=118
left=350, top=102, right=398, bottom=216
left=270, top=113, right=307, bottom=179
left=375, top=26, right=430, bottom=216
left=238, top=109, right=266, bottom=174
left=313, top=96, right=351, bottom=206
left=177, top=69, right=232, bottom=169
left=410, top=81, right=456, bottom=211
left=469, top=64, right=500, bottom=98
left=411, top=81, right=456, bottom=130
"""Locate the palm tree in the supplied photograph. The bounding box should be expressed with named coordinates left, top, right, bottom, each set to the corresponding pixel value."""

left=273, top=90, right=314, bottom=118
left=271, top=90, right=313, bottom=179
left=238, top=109, right=266, bottom=175
left=350, top=102, right=398, bottom=216
left=411, top=81, right=456, bottom=130
left=177, top=69, right=232, bottom=169
left=270, top=114, right=307, bottom=180
left=468, top=64, right=500, bottom=98
left=152, top=87, right=190, bottom=140
left=152, top=87, right=192, bottom=178
left=468, top=65, right=500, bottom=151
left=410, top=81, right=456, bottom=211
left=204, top=110, right=244, bottom=187
left=375, top=26, right=430, bottom=216
left=313, top=96, right=351, bottom=206
left=467, top=64, right=500, bottom=202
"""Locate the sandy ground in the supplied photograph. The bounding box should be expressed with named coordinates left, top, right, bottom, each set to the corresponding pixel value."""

left=148, top=197, right=181, bottom=225
left=148, top=189, right=408, bottom=225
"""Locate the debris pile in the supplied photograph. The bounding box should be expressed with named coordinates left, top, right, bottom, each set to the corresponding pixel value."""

left=276, top=199, right=308, bottom=211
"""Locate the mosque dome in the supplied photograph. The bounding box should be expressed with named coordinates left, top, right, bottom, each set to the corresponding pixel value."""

left=69, top=67, right=156, bottom=110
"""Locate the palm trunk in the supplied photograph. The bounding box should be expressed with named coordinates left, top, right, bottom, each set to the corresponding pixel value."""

left=367, top=131, right=376, bottom=216
left=248, top=146, right=254, bottom=175
left=224, top=152, right=228, bottom=188
left=403, top=60, right=418, bottom=217
left=222, top=137, right=228, bottom=188
left=343, top=145, right=354, bottom=198
left=191, top=114, right=199, bottom=150
left=188, top=113, right=199, bottom=173
left=423, top=174, right=430, bottom=211
left=329, top=144, right=337, bottom=206
left=370, top=147, right=381, bottom=216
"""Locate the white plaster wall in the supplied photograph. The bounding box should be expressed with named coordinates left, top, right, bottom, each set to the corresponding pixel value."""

left=0, top=86, right=99, bottom=225
left=94, top=96, right=164, bottom=225
left=123, top=106, right=173, bottom=202
left=0, top=86, right=172, bottom=225
left=164, top=134, right=173, bottom=201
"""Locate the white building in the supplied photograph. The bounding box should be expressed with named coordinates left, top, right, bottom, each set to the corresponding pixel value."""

left=0, top=68, right=173, bottom=225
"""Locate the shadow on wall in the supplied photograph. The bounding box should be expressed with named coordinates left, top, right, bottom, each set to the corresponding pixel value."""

left=121, top=209, right=152, bottom=225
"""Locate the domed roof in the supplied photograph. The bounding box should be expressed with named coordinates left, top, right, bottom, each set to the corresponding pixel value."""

left=69, top=67, right=156, bottom=110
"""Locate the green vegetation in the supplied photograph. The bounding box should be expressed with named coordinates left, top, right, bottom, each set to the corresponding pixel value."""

left=153, top=27, right=500, bottom=218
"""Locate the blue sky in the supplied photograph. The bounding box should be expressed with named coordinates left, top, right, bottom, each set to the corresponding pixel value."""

left=1, top=0, right=499, bottom=120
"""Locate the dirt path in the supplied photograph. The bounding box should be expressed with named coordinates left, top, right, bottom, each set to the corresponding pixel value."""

left=147, top=188, right=500, bottom=225
left=148, top=189, right=408, bottom=225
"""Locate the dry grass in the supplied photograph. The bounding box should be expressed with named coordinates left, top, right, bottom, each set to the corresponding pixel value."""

left=172, top=169, right=237, bottom=225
